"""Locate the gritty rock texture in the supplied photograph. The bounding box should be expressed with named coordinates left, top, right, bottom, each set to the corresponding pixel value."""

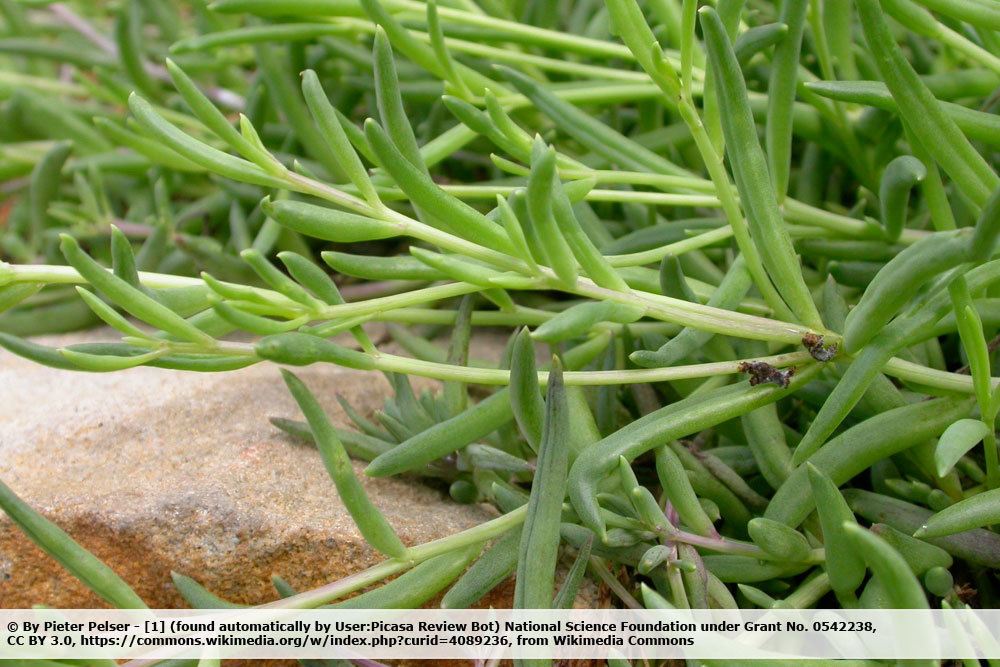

left=0, top=330, right=508, bottom=609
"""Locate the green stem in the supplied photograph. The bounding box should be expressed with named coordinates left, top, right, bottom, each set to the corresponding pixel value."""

left=663, top=527, right=825, bottom=564
left=607, top=226, right=734, bottom=268
left=777, top=570, right=831, bottom=608
left=883, top=356, right=1000, bottom=394
left=391, top=0, right=637, bottom=61
left=333, top=16, right=668, bottom=82
left=1, top=262, right=301, bottom=308
left=569, top=274, right=824, bottom=343
left=371, top=349, right=813, bottom=385
left=983, top=429, right=999, bottom=490
left=429, top=184, right=721, bottom=208
left=315, top=282, right=483, bottom=319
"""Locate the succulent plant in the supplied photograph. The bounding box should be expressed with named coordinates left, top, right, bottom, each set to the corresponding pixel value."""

left=0, top=0, right=998, bottom=664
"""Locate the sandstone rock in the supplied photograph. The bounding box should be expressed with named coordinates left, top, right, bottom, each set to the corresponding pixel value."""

left=0, top=330, right=512, bottom=609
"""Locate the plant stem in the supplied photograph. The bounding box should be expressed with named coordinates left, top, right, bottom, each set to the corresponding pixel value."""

left=371, top=349, right=813, bottom=386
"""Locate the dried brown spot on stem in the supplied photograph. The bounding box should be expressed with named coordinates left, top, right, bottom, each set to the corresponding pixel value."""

left=956, top=582, right=977, bottom=604
left=802, top=332, right=838, bottom=362
left=738, top=361, right=795, bottom=388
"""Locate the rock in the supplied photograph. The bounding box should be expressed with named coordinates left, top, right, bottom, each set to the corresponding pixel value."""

left=0, top=330, right=513, bottom=609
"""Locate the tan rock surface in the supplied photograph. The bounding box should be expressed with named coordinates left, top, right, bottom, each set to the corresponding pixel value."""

left=0, top=330, right=506, bottom=610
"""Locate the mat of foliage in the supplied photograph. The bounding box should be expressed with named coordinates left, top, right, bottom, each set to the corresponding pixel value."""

left=0, top=0, right=999, bottom=659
